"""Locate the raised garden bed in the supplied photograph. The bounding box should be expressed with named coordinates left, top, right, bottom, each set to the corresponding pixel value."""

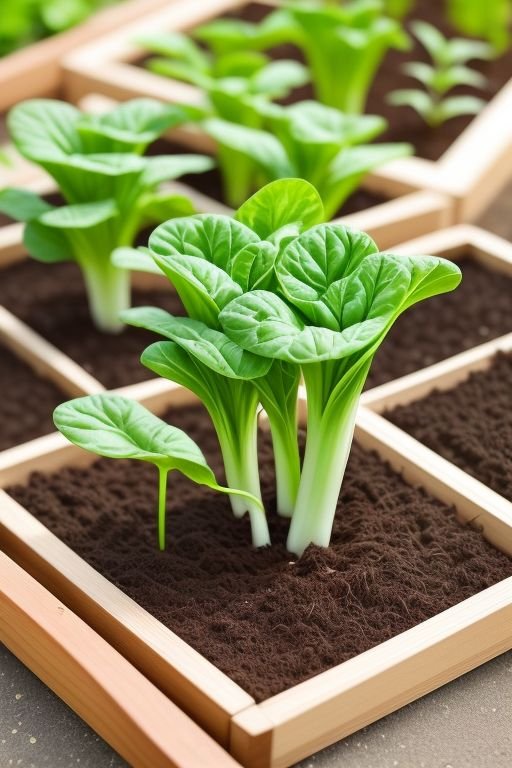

left=61, top=0, right=512, bottom=223
left=364, top=225, right=512, bottom=389
left=1, top=379, right=512, bottom=768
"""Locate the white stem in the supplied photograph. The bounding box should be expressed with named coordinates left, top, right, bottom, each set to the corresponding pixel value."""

left=286, top=396, right=359, bottom=557
left=268, top=417, right=300, bottom=518
left=81, top=259, right=131, bottom=334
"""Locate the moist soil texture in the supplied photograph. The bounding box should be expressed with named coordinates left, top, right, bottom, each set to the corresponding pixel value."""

left=0, top=260, right=184, bottom=389
left=8, top=402, right=512, bottom=701
left=0, top=342, right=66, bottom=451
left=386, top=352, right=512, bottom=501
left=184, top=0, right=512, bottom=161
left=366, top=256, right=512, bottom=389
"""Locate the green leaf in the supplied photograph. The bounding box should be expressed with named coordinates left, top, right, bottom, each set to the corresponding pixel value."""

left=0, top=187, right=54, bottom=222
left=219, top=289, right=387, bottom=364
left=124, top=309, right=271, bottom=379
left=276, top=224, right=379, bottom=328
left=446, top=38, right=494, bottom=64
left=149, top=213, right=260, bottom=271
left=142, top=154, right=215, bottom=186
left=76, top=99, right=194, bottom=150
left=214, top=51, right=268, bottom=79
left=410, top=21, right=448, bottom=63
left=23, top=220, right=71, bottom=263
left=8, top=99, right=82, bottom=162
left=202, top=118, right=294, bottom=179
left=112, top=246, right=162, bottom=274
left=436, top=95, right=487, bottom=122
left=147, top=58, right=212, bottom=89
left=137, top=192, right=195, bottom=225
left=250, top=60, right=310, bottom=97
left=38, top=199, right=118, bottom=229
left=138, top=32, right=210, bottom=70
left=387, top=89, right=433, bottom=119
left=235, top=178, right=324, bottom=238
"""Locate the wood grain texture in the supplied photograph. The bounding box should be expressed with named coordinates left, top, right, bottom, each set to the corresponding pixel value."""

left=0, top=552, right=242, bottom=768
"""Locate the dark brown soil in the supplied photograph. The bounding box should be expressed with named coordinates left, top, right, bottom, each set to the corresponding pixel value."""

left=190, top=1, right=512, bottom=161
left=386, top=352, right=512, bottom=501
left=0, top=260, right=184, bottom=388
left=366, top=257, right=512, bottom=389
left=0, top=342, right=66, bottom=451
left=8, top=402, right=512, bottom=701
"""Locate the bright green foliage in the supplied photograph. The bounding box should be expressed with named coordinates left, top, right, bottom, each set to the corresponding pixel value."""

left=219, top=220, right=462, bottom=555
left=53, top=394, right=262, bottom=550
left=201, top=100, right=411, bottom=214
left=0, top=0, right=115, bottom=57
left=116, top=180, right=323, bottom=538
left=446, top=0, right=511, bottom=54
left=0, top=99, right=213, bottom=332
left=388, top=21, right=493, bottom=127
left=195, top=1, right=409, bottom=113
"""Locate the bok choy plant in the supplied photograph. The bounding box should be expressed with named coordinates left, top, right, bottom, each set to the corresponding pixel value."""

left=201, top=99, right=411, bottom=213
left=219, top=221, right=462, bottom=555
left=139, top=30, right=309, bottom=113
left=114, top=180, right=324, bottom=540
left=195, top=0, right=410, bottom=113
left=388, top=21, right=493, bottom=126
left=0, top=98, right=214, bottom=332
left=54, top=394, right=262, bottom=550
left=447, top=0, right=510, bottom=54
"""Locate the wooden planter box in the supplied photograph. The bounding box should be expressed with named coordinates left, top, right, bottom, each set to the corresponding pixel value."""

left=0, top=0, right=180, bottom=112
left=1, top=347, right=512, bottom=766
left=61, top=0, right=512, bottom=224
left=0, top=552, right=241, bottom=768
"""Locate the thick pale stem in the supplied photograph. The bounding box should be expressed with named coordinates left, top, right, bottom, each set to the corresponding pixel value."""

left=216, top=416, right=270, bottom=548
left=267, top=415, right=301, bottom=518
left=157, top=466, right=168, bottom=551
left=286, top=396, right=359, bottom=556
left=81, top=258, right=131, bottom=334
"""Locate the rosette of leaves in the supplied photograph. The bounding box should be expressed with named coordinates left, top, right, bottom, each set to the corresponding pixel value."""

left=200, top=99, right=411, bottom=213
left=0, top=98, right=213, bottom=332
left=219, top=218, right=462, bottom=555
left=194, top=0, right=410, bottom=113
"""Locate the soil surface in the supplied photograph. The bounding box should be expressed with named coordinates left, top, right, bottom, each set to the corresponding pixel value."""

left=8, top=403, right=512, bottom=701
left=386, top=352, right=512, bottom=501
left=0, top=342, right=66, bottom=451
left=366, top=256, right=512, bottom=389
left=193, top=1, right=512, bottom=161
left=0, top=260, right=184, bottom=389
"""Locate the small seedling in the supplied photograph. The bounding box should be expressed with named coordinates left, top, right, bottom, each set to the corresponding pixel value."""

left=388, top=21, right=493, bottom=127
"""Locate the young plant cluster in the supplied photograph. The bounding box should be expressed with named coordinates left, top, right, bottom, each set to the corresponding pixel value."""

left=55, top=179, right=462, bottom=556
left=0, top=98, right=213, bottom=332
left=388, top=21, right=494, bottom=127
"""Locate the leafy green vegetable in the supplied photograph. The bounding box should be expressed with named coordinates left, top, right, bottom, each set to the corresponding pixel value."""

left=446, top=0, right=511, bottom=54
left=196, top=1, right=409, bottom=113
left=388, top=21, right=493, bottom=127
left=0, top=99, right=213, bottom=332
left=116, top=181, right=323, bottom=529
left=219, top=221, right=462, bottom=555
left=202, top=100, right=411, bottom=214
left=53, top=394, right=262, bottom=550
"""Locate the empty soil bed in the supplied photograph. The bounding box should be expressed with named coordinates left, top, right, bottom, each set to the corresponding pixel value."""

left=0, top=342, right=66, bottom=451
left=8, top=402, right=512, bottom=701
left=0, top=260, right=184, bottom=389
left=386, top=352, right=512, bottom=501
left=366, top=257, right=512, bottom=389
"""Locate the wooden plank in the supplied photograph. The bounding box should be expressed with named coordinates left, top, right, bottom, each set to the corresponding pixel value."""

left=232, top=578, right=512, bottom=768
left=0, top=306, right=104, bottom=397
left=0, top=552, right=242, bottom=768
left=0, top=492, right=255, bottom=747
